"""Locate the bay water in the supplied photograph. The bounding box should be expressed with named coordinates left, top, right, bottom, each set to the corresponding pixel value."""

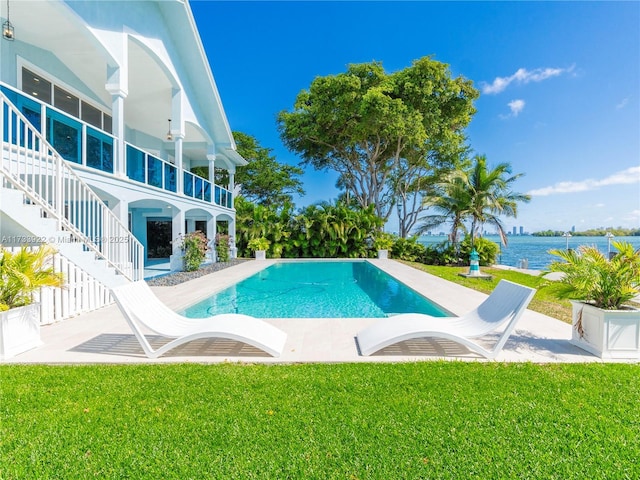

left=419, top=235, right=640, bottom=270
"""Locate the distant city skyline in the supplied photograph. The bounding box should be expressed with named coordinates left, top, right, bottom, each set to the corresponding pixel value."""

left=191, top=1, right=640, bottom=233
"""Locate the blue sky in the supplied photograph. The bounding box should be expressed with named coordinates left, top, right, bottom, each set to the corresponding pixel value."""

left=191, top=0, right=640, bottom=233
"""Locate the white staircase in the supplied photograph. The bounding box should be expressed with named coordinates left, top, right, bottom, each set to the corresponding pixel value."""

left=1, top=188, right=128, bottom=287
left=1, top=91, right=144, bottom=289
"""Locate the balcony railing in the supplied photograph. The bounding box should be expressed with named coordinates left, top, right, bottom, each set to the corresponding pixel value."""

left=1, top=90, right=145, bottom=282
left=1, top=83, right=232, bottom=209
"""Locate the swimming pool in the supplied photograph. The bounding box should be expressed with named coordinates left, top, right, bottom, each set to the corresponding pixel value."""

left=179, top=261, right=449, bottom=319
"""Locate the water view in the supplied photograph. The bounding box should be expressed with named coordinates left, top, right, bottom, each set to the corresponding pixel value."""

left=419, top=235, right=640, bottom=270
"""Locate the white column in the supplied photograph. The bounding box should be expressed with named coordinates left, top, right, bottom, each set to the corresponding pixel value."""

left=174, top=134, right=184, bottom=195
left=107, top=89, right=127, bottom=177
left=171, top=88, right=184, bottom=195
left=228, top=171, right=235, bottom=208
left=110, top=198, right=130, bottom=269
left=106, top=57, right=128, bottom=178
left=229, top=218, right=237, bottom=259
left=169, top=208, right=186, bottom=271
left=207, top=153, right=216, bottom=185
left=112, top=199, right=129, bottom=228
left=207, top=215, right=217, bottom=263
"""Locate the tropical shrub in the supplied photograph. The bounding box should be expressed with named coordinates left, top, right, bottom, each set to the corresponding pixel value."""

left=236, top=199, right=383, bottom=259
left=181, top=231, right=208, bottom=271
left=215, top=234, right=230, bottom=263
left=544, top=241, right=640, bottom=310
left=460, top=236, right=500, bottom=266
left=422, top=241, right=461, bottom=266
left=0, top=245, right=64, bottom=311
left=390, top=236, right=427, bottom=262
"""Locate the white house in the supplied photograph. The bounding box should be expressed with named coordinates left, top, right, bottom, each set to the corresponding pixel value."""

left=0, top=0, right=245, bottom=295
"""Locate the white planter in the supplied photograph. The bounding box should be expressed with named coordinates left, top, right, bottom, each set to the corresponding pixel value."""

left=0, top=304, right=42, bottom=360
left=377, top=249, right=388, bottom=259
left=570, top=301, right=640, bottom=360
left=255, top=250, right=266, bottom=260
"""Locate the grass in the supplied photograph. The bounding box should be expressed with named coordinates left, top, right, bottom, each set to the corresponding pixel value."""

left=1, top=363, right=639, bottom=479
left=401, top=261, right=574, bottom=323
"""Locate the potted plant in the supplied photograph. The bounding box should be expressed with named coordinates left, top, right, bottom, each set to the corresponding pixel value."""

left=0, top=245, right=65, bottom=359
left=247, top=237, right=270, bottom=260
left=544, top=241, right=640, bottom=359
left=373, top=233, right=395, bottom=259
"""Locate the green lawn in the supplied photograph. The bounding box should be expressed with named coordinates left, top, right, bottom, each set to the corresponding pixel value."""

left=1, top=363, right=639, bottom=479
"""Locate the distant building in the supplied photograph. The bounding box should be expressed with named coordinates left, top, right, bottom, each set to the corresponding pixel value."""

left=513, top=226, right=517, bottom=236
left=519, top=226, right=524, bottom=235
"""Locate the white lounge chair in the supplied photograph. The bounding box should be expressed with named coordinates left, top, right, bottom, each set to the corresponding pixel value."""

left=356, top=280, right=536, bottom=359
left=110, top=281, right=287, bottom=358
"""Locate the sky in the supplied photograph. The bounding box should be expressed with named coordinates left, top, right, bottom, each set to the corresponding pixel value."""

left=190, top=0, right=640, bottom=234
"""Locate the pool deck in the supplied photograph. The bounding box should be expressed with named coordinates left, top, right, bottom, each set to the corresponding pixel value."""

left=3, top=259, right=615, bottom=365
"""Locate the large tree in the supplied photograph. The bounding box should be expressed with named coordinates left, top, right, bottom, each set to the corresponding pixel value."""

left=463, top=155, right=531, bottom=246
left=278, top=57, right=478, bottom=227
left=233, top=132, right=305, bottom=207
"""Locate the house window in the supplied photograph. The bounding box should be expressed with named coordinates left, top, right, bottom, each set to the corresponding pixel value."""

left=54, top=86, right=79, bottom=117
left=20, top=67, right=111, bottom=133
left=195, top=221, right=207, bottom=236
left=81, top=101, right=102, bottom=129
left=22, top=68, right=51, bottom=103
left=103, top=114, right=112, bottom=133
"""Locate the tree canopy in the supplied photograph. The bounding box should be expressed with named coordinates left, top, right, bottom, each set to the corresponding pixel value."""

left=278, top=57, right=479, bottom=227
left=233, top=131, right=305, bottom=208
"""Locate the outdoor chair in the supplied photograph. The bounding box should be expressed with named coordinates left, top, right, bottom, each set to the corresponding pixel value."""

left=110, top=281, right=287, bottom=358
left=356, top=280, right=536, bottom=359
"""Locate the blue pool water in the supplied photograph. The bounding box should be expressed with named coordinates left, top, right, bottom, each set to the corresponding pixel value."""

left=180, top=261, right=449, bottom=319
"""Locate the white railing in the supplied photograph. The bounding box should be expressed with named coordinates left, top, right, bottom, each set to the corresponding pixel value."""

left=2, top=246, right=112, bottom=324
left=0, top=91, right=144, bottom=282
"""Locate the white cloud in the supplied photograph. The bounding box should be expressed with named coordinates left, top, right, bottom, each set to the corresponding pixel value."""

left=527, top=166, right=640, bottom=196
left=481, top=65, right=574, bottom=94
left=508, top=99, right=525, bottom=116
left=626, top=210, right=640, bottom=222
left=499, top=99, right=526, bottom=119
left=616, top=97, right=629, bottom=109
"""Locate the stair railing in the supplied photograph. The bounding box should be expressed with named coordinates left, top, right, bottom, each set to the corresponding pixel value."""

left=0, top=91, right=144, bottom=282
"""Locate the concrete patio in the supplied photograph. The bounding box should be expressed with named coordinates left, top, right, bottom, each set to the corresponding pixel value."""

left=3, top=259, right=606, bottom=364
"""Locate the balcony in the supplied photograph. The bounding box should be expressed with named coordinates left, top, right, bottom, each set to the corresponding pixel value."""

left=1, top=84, right=233, bottom=209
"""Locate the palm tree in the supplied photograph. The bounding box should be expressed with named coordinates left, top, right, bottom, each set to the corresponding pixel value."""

left=416, top=173, right=470, bottom=245
left=463, top=155, right=530, bottom=247
left=416, top=155, right=530, bottom=248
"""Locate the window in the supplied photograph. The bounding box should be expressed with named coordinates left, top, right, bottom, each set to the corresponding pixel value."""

left=81, top=101, right=102, bottom=129
left=22, top=68, right=51, bottom=103
left=54, top=86, right=79, bottom=117
left=21, top=67, right=111, bottom=133
left=103, top=114, right=112, bottom=133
